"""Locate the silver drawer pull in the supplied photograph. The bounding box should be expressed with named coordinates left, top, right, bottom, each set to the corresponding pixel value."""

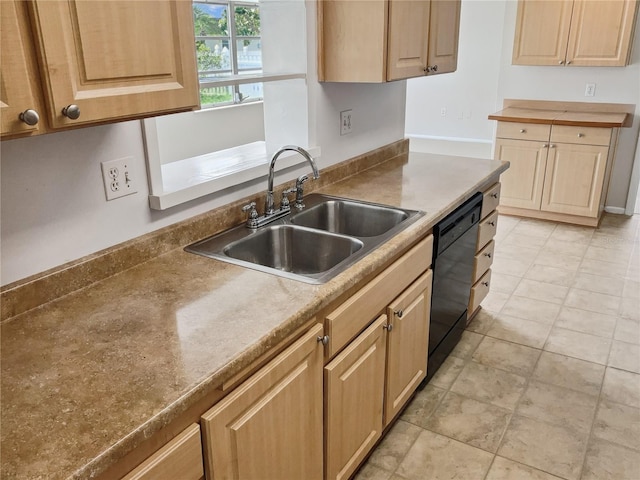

left=62, top=104, right=80, bottom=120
left=577, top=133, right=584, bottom=138
left=19, top=109, right=40, bottom=126
left=488, top=221, right=496, bottom=227
left=317, top=335, right=329, bottom=345
left=383, top=324, right=394, bottom=332
left=519, top=129, right=526, bottom=133
left=491, top=193, right=498, bottom=199
left=482, top=281, right=490, bottom=287
left=483, top=253, right=492, bottom=258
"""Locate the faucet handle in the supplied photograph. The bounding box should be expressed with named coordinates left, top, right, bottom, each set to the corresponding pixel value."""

left=294, top=175, right=309, bottom=209
left=242, top=202, right=259, bottom=229
left=280, top=187, right=296, bottom=211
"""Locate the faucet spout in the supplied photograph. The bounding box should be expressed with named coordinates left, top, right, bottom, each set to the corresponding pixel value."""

left=266, top=145, right=319, bottom=214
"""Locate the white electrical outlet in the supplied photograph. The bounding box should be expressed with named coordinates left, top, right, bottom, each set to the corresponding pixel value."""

left=585, top=83, right=596, bottom=97
left=340, top=110, right=353, bottom=135
left=101, top=157, right=138, bottom=201
left=440, top=107, right=447, bottom=117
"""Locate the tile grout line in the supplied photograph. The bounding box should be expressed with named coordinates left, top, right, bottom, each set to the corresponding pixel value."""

left=575, top=343, right=611, bottom=480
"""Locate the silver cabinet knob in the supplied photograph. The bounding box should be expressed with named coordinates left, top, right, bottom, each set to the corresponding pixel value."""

left=566, top=60, right=572, bottom=65
left=395, top=310, right=403, bottom=318
left=519, top=129, right=526, bottom=133
left=424, top=66, right=431, bottom=73
left=577, top=133, right=584, bottom=138
left=432, top=65, right=438, bottom=72
left=61, top=104, right=80, bottom=120
left=488, top=221, right=496, bottom=227
left=491, top=193, right=499, bottom=199
left=19, top=109, right=39, bottom=126
left=558, top=60, right=565, bottom=65
left=550, top=144, right=556, bottom=148
left=543, top=144, right=549, bottom=148
left=484, top=252, right=492, bottom=258
left=482, top=281, right=489, bottom=287
left=383, top=324, right=394, bottom=332
left=317, top=335, right=329, bottom=345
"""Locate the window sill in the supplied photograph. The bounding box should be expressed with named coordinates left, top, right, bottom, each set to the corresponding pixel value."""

left=148, top=141, right=321, bottom=210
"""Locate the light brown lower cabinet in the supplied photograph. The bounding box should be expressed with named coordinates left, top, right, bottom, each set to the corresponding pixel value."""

left=384, top=271, right=432, bottom=426
left=325, top=315, right=387, bottom=480
left=325, top=269, right=433, bottom=480
left=200, top=324, right=324, bottom=480
left=121, top=424, right=204, bottom=480
left=495, top=120, right=618, bottom=227
left=467, top=182, right=500, bottom=322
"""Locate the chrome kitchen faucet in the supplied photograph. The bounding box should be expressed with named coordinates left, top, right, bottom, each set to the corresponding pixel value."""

left=242, top=145, right=320, bottom=228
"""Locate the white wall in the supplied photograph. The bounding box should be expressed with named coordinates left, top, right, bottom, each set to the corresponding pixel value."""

left=406, top=0, right=640, bottom=210
left=405, top=0, right=506, bottom=143
left=0, top=0, right=406, bottom=286
left=155, top=103, right=265, bottom=165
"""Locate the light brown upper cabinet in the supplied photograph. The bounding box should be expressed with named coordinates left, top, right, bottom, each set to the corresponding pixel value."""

left=513, top=0, right=639, bottom=66
left=1, top=0, right=45, bottom=137
left=1, top=0, right=199, bottom=138
left=318, top=0, right=461, bottom=82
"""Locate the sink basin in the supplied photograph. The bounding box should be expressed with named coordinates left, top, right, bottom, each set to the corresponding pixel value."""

left=290, top=199, right=409, bottom=237
left=185, top=194, right=424, bottom=284
left=223, top=225, right=363, bottom=275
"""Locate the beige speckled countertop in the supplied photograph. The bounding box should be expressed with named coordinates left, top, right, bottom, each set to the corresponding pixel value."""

left=1, top=151, right=508, bottom=480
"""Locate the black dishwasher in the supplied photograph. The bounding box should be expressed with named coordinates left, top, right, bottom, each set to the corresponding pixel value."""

left=425, top=192, right=483, bottom=382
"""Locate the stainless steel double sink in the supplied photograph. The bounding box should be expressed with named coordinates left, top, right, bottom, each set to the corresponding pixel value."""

left=186, top=194, right=424, bottom=284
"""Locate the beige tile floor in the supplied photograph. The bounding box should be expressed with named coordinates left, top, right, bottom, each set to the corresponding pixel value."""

left=355, top=213, right=640, bottom=480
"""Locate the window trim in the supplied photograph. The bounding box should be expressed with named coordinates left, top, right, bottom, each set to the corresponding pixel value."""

left=143, top=115, right=320, bottom=210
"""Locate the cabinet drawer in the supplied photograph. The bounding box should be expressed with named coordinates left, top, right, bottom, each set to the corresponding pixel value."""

left=325, top=235, right=433, bottom=358
left=496, top=122, right=551, bottom=142
left=477, top=211, right=498, bottom=250
left=469, top=269, right=491, bottom=314
left=550, top=125, right=611, bottom=146
left=123, top=424, right=204, bottom=480
left=473, top=240, right=494, bottom=283
left=481, top=183, right=501, bottom=219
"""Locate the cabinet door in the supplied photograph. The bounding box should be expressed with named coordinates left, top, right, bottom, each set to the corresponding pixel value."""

left=387, top=0, right=431, bottom=80
left=1, top=0, right=43, bottom=137
left=540, top=143, right=609, bottom=218
left=29, top=0, right=199, bottom=129
left=495, top=138, right=549, bottom=210
left=426, top=0, right=461, bottom=74
left=318, top=1, right=388, bottom=83
left=565, top=0, right=638, bottom=66
left=512, top=0, right=574, bottom=65
left=201, top=324, right=324, bottom=480
left=325, top=316, right=387, bottom=480
left=123, top=424, right=204, bottom=480
left=384, top=270, right=432, bottom=426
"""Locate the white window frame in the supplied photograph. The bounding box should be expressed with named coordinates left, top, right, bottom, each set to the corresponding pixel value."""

left=195, top=0, right=264, bottom=106
left=143, top=0, right=315, bottom=211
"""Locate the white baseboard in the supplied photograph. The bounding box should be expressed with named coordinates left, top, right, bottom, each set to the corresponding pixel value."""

left=406, top=134, right=493, bottom=159
left=604, top=206, right=627, bottom=215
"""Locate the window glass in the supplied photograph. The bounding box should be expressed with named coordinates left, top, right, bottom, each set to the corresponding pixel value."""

left=193, top=1, right=262, bottom=108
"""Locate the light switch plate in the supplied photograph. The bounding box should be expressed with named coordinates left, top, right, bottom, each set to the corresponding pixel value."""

left=340, top=110, right=353, bottom=135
